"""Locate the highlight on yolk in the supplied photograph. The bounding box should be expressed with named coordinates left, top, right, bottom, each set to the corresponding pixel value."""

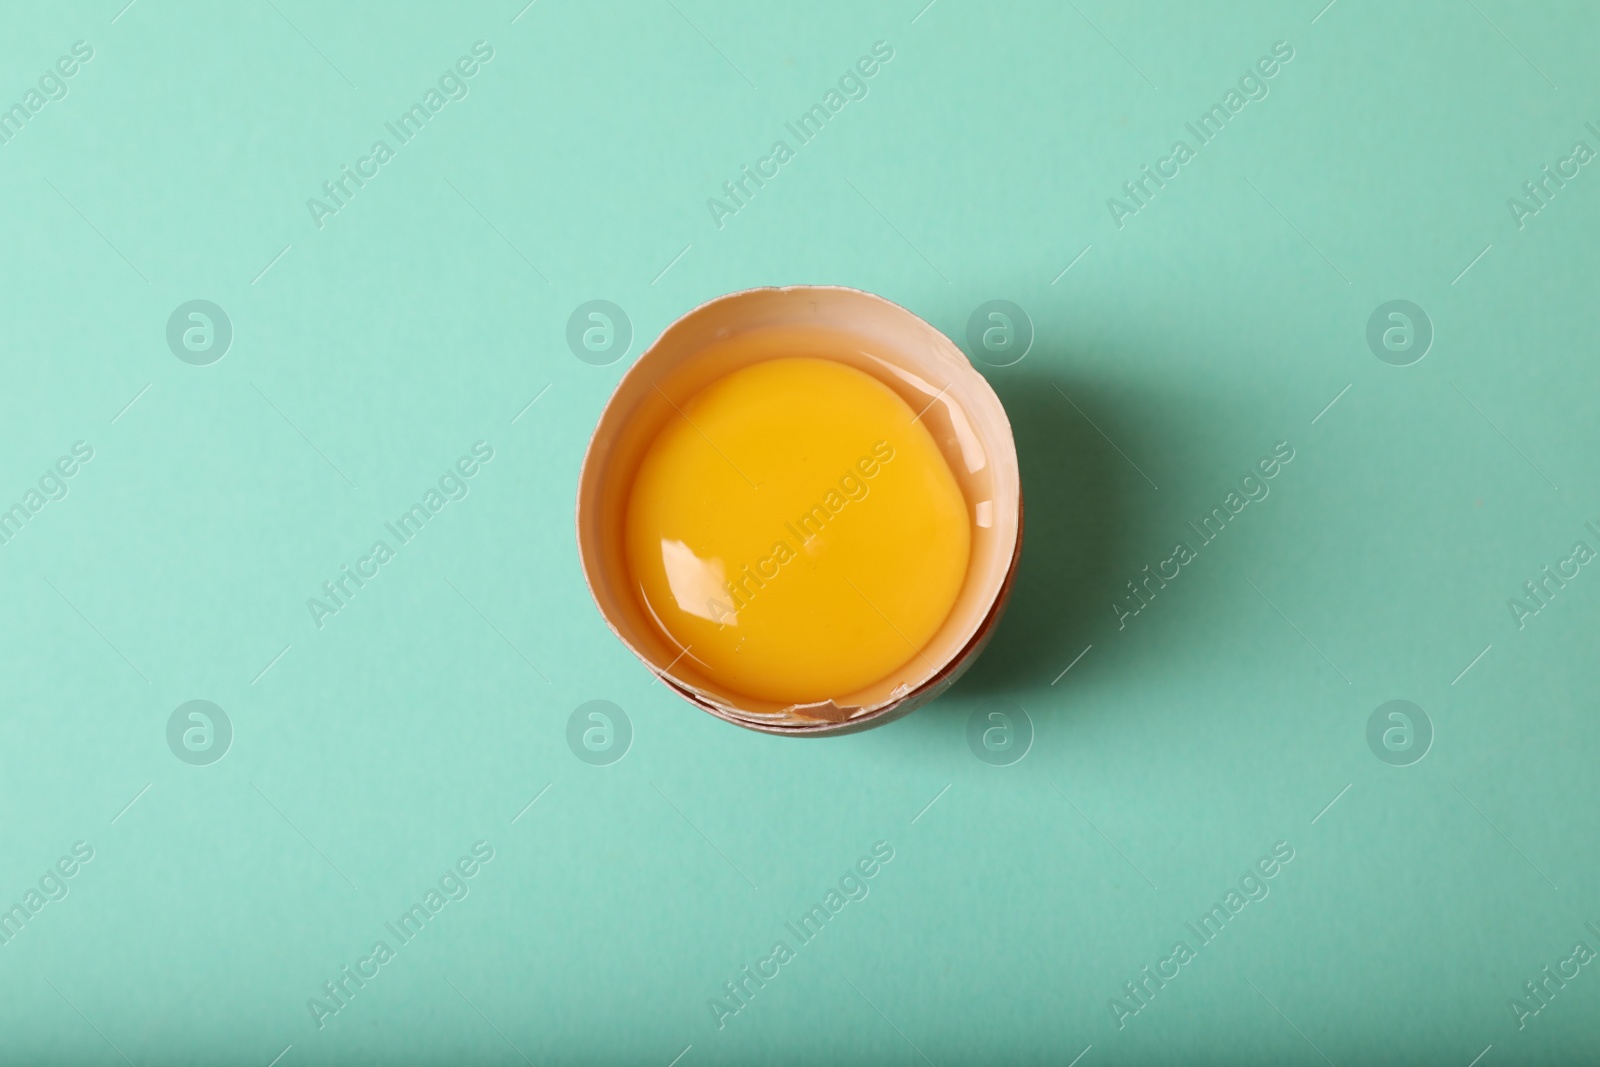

left=624, top=356, right=971, bottom=706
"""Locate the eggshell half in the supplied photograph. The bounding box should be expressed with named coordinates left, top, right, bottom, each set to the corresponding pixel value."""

left=576, top=285, right=1022, bottom=735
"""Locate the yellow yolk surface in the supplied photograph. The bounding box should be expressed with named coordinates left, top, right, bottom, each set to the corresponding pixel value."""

left=624, top=356, right=971, bottom=705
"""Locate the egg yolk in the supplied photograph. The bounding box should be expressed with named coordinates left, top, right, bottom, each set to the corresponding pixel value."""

left=624, top=356, right=971, bottom=705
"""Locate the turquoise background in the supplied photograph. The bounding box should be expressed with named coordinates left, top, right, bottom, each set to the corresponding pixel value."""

left=2, top=0, right=1598, bottom=1063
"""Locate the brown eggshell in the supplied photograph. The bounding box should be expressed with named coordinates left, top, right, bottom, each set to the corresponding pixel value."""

left=576, top=285, right=1021, bottom=735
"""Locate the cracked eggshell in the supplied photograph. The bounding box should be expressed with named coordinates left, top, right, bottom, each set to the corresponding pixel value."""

left=576, top=285, right=1022, bottom=736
